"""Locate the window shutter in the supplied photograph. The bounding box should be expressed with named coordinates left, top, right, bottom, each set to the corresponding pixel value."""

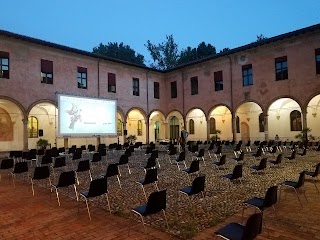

left=41, top=59, right=53, bottom=73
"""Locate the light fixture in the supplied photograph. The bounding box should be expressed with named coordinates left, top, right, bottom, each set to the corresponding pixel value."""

left=246, top=118, right=250, bottom=122
left=222, top=119, right=225, bottom=123
left=312, top=113, right=317, bottom=118
left=276, top=115, right=280, bottom=120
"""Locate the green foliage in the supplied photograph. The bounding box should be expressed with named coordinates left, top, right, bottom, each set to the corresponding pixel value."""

left=36, top=138, right=48, bottom=149
left=295, top=128, right=315, bottom=141
left=178, top=41, right=216, bottom=65
left=256, top=34, right=268, bottom=42
left=126, top=134, right=137, bottom=143
left=92, top=42, right=145, bottom=66
left=210, top=129, right=221, bottom=140
left=145, top=34, right=179, bottom=70
left=219, top=47, right=231, bottom=53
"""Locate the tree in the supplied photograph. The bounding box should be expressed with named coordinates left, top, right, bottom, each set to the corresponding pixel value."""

left=219, top=47, right=231, bottom=53
left=256, top=34, right=268, bottom=42
left=178, top=42, right=216, bottom=65
left=92, top=42, right=145, bottom=66
left=145, top=35, right=179, bottom=70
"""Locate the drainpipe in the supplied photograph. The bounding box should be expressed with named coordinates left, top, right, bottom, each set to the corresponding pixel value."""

left=146, top=71, right=149, bottom=144
left=227, top=55, right=236, bottom=141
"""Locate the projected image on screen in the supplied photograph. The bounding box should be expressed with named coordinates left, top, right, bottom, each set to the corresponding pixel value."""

left=58, top=94, right=117, bottom=136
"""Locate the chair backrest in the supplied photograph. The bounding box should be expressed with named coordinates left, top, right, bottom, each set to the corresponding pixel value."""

left=168, top=147, right=177, bottom=155
left=53, top=157, right=66, bottom=168
left=72, top=151, right=82, bottom=160
left=92, top=153, right=102, bottom=162
left=33, top=166, right=50, bottom=180
left=81, top=145, right=86, bottom=150
left=88, top=145, right=96, bottom=152
left=124, top=149, right=132, bottom=157
left=198, top=149, right=205, bottom=157
left=275, top=154, right=282, bottom=164
left=191, top=175, right=205, bottom=194
left=57, top=171, right=76, bottom=187
left=13, top=162, right=28, bottom=174
left=290, top=150, right=296, bottom=160
left=255, top=147, right=262, bottom=157
left=1, top=158, right=14, bottom=169
left=232, top=164, right=243, bottom=179
left=145, top=146, right=152, bottom=154
left=105, top=164, right=119, bottom=177
left=145, top=157, right=156, bottom=169
left=296, top=171, right=306, bottom=188
left=189, top=160, right=200, bottom=173
left=177, top=151, right=185, bottom=162
left=219, top=155, right=227, bottom=165
left=144, top=168, right=158, bottom=184
left=119, top=154, right=129, bottom=165
left=242, top=213, right=263, bottom=240
left=87, top=178, right=108, bottom=198
left=258, top=158, right=267, bottom=170
left=301, top=148, right=307, bottom=156
left=264, top=185, right=278, bottom=208
left=145, top=189, right=167, bottom=215
left=237, top=151, right=245, bottom=161
left=41, top=155, right=52, bottom=165
left=77, top=160, right=90, bottom=172
left=312, top=163, right=320, bottom=177
left=215, top=146, right=222, bottom=154
left=151, top=150, right=158, bottom=159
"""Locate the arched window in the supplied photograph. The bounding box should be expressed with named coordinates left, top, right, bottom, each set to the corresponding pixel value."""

left=259, top=113, right=265, bottom=132
left=290, top=110, right=302, bottom=131
left=236, top=116, right=240, bottom=133
left=209, top=117, right=216, bottom=134
left=117, top=119, right=123, bottom=136
left=28, top=116, right=38, bottom=138
left=169, top=116, right=179, bottom=139
left=154, top=121, right=160, bottom=141
left=189, top=119, right=195, bottom=134
left=137, top=120, right=142, bottom=136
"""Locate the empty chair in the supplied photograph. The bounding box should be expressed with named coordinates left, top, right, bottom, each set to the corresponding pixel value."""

left=223, top=164, right=243, bottom=185
left=305, top=163, right=320, bottom=193
left=233, top=144, right=242, bottom=157
left=131, top=190, right=168, bottom=233
left=151, top=150, right=160, bottom=168
left=79, top=178, right=111, bottom=220
left=212, top=154, right=227, bottom=171
left=214, top=145, right=222, bottom=160
left=101, top=164, right=121, bottom=188
left=143, top=156, right=157, bottom=172
left=233, top=151, right=244, bottom=162
left=167, top=147, right=177, bottom=164
left=192, top=149, right=206, bottom=166
left=285, top=150, right=296, bottom=162
left=175, top=151, right=187, bottom=170
left=81, top=145, right=86, bottom=151
left=87, top=145, right=95, bottom=152
left=242, top=186, right=278, bottom=221
left=11, top=161, right=29, bottom=186
left=51, top=171, right=78, bottom=206
left=214, top=212, right=262, bottom=240
left=39, top=155, right=52, bottom=166
left=91, top=152, right=102, bottom=166
left=207, top=143, right=215, bottom=158
left=136, top=168, right=159, bottom=200
left=298, top=148, right=307, bottom=157
left=75, top=160, right=92, bottom=185
left=31, top=166, right=51, bottom=196
left=280, top=171, right=308, bottom=207
left=179, top=175, right=205, bottom=202
left=269, top=154, right=283, bottom=168
left=252, top=147, right=263, bottom=161
left=183, top=160, right=200, bottom=180
left=51, top=156, right=66, bottom=177
left=117, top=154, right=131, bottom=175
left=0, top=158, right=14, bottom=181
left=250, top=158, right=268, bottom=174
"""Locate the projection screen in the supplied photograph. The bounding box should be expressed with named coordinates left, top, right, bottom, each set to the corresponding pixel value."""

left=58, top=94, right=117, bottom=137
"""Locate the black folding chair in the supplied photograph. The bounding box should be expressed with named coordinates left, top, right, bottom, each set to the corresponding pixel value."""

left=131, top=190, right=168, bottom=233
left=269, top=154, right=283, bottom=168
left=101, top=163, right=121, bottom=188
left=0, top=158, right=14, bottom=181
left=179, top=175, right=206, bottom=206
left=51, top=171, right=78, bottom=206
left=175, top=151, right=187, bottom=170
left=11, top=161, right=29, bottom=187
left=118, top=154, right=131, bottom=175
left=143, top=156, right=157, bottom=173
left=250, top=158, right=268, bottom=174
left=79, top=178, right=111, bottom=220
left=305, top=163, right=320, bottom=193
left=212, top=154, right=227, bottom=171
left=183, top=160, right=200, bottom=182
left=223, top=164, right=243, bottom=185
left=214, top=212, right=262, bottom=240
left=233, top=151, right=244, bottom=162
left=192, top=149, right=206, bottom=166
left=75, top=160, right=92, bottom=185
left=136, top=168, right=159, bottom=200
left=31, top=166, right=51, bottom=196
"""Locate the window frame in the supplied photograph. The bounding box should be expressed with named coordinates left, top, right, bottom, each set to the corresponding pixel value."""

left=209, top=117, right=216, bottom=134
left=242, top=64, right=253, bottom=86
left=259, top=113, right=265, bottom=132
left=137, top=120, right=142, bottom=136
left=290, top=110, right=302, bottom=131
left=108, top=73, right=116, bottom=93
left=154, top=81, right=160, bottom=99
left=77, top=67, right=87, bottom=89
left=236, top=116, right=240, bottom=133
left=133, top=77, right=140, bottom=96
left=190, top=76, right=198, bottom=95
left=189, top=119, right=195, bottom=134
left=275, top=56, right=288, bottom=81
left=41, top=59, right=53, bottom=84
left=214, top=71, right=223, bottom=91
left=0, top=51, right=9, bottom=79
left=315, top=49, right=320, bottom=74
left=171, top=81, right=177, bottom=98
left=28, top=116, right=38, bottom=138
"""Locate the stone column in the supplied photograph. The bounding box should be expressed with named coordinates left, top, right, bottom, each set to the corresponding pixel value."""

left=22, top=119, right=28, bottom=151
left=64, top=138, right=68, bottom=149
left=123, top=122, right=127, bottom=143
left=302, top=110, right=308, bottom=141
left=163, top=122, right=168, bottom=139
left=264, top=114, right=269, bottom=141
left=232, top=113, right=237, bottom=142
left=206, top=119, right=210, bottom=141
left=146, top=120, right=149, bottom=144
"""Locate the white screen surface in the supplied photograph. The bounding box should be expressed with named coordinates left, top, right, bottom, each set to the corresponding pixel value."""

left=58, top=94, right=117, bottom=137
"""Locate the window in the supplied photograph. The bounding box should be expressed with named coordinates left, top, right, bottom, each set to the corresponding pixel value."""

left=316, top=49, right=320, bottom=74
left=242, top=64, right=253, bottom=86
left=236, top=116, right=240, bottom=133
left=189, top=119, right=195, bottom=134
left=190, top=77, right=198, bottom=95
left=108, top=73, right=116, bottom=93
left=154, top=82, right=159, bottom=99
left=290, top=110, right=302, bottom=131
left=259, top=113, right=265, bottom=132
left=117, top=119, right=122, bottom=136
left=133, top=78, right=139, bottom=96
left=171, top=81, right=177, bottom=98
left=28, top=116, right=38, bottom=138
left=209, top=117, right=216, bottom=134
left=41, top=59, right=53, bottom=84
left=214, top=71, right=223, bottom=91
left=169, top=116, right=179, bottom=139
left=154, top=121, right=160, bottom=141
left=275, top=56, right=288, bottom=80
left=77, top=67, right=87, bottom=89
left=0, top=51, right=9, bottom=79
left=137, top=120, right=142, bottom=136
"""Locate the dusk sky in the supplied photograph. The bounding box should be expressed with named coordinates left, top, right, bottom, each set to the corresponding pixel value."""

left=1, top=0, right=319, bottom=65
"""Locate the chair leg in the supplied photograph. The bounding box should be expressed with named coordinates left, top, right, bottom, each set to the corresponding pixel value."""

left=31, top=179, right=35, bottom=196
left=141, top=185, right=147, bottom=200
left=127, top=164, right=131, bottom=174
left=313, top=178, right=319, bottom=193
left=162, top=209, right=169, bottom=229
left=85, top=199, right=92, bottom=221
left=294, top=188, right=303, bottom=208
left=157, top=159, right=161, bottom=169
left=105, top=193, right=111, bottom=213
left=117, top=176, right=122, bottom=189
left=88, top=170, right=92, bottom=181
left=73, top=184, right=79, bottom=201
left=155, top=182, right=159, bottom=191
left=55, top=188, right=61, bottom=206
left=75, top=172, right=80, bottom=185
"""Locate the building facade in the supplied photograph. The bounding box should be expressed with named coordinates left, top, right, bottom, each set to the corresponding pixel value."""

left=0, top=24, right=320, bottom=152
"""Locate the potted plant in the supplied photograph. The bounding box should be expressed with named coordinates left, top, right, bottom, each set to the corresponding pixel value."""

left=36, top=138, right=49, bottom=149
left=126, top=134, right=137, bottom=144
left=210, top=129, right=221, bottom=141
left=295, top=128, right=315, bottom=142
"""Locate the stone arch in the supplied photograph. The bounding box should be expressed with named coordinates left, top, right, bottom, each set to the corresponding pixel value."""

left=125, top=107, right=147, bottom=123
left=207, top=103, right=232, bottom=120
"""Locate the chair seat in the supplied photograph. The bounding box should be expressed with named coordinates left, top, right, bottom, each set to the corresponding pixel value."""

left=251, top=166, right=261, bottom=171
left=214, top=222, right=244, bottom=240
left=244, top=197, right=264, bottom=209
left=282, top=181, right=298, bottom=188
left=305, top=171, right=315, bottom=177
left=133, top=204, right=147, bottom=215
left=80, top=191, right=89, bottom=198
left=137, top=179, right=145, bottom=185
left=269, top=160, right=277, bottom=164
left=180, top=186, right=192, bottom=195
left=213, top=162, right=224, bottom=166
left=223, top=174, right=233, bottom=180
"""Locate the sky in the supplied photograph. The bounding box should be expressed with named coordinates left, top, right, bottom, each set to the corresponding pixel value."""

left=1, top=0, right=320, bottom=65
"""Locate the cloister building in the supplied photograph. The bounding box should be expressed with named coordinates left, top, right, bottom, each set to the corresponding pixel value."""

left=0, top=23, right=320, bottom=152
